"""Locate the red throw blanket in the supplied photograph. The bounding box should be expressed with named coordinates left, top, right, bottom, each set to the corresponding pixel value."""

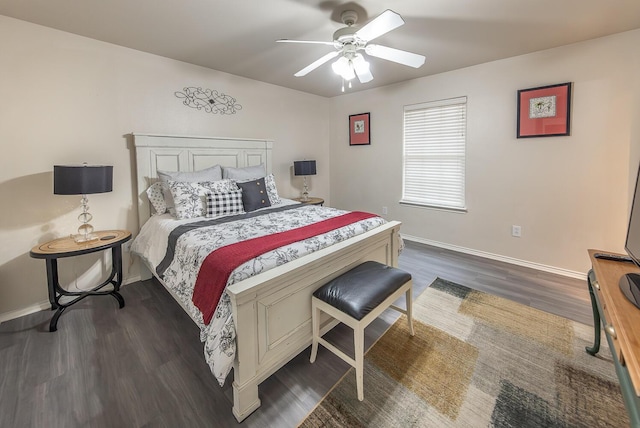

left=192, top=211, right=378, bottom=325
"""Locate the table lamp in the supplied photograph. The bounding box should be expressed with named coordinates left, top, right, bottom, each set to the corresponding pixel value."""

left=54, top=163, right=113, bottom=243
left=294, top=160, right=316, bottom=201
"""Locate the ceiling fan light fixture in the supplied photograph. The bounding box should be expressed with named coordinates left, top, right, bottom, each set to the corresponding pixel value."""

left=332, top=56, right=355, bottom=81
left=280, top=9, right=425, bottom=86
left=331, top=57, right=344, bottom=75
left=352, top=54, right=373, bottom=84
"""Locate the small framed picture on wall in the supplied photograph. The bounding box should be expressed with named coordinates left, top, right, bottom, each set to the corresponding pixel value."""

left=349, top=112, right=370, bottom=146
left=517, top=82, right=572, bottom=138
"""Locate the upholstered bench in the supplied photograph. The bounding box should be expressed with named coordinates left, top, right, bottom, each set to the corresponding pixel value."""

left=310, top=261, right=414, bottom=401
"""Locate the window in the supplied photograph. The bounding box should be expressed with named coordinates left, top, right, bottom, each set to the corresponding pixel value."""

left=401, top=96, right=467, bottom=211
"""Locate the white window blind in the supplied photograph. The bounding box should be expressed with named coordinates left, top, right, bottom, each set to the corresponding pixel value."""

left=402, top=96, right=467, bottom=211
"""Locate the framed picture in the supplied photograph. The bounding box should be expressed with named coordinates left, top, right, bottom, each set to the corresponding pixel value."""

left=349, top=112, right=370, bottom=146
left=517, top=82, right=572, bottom=138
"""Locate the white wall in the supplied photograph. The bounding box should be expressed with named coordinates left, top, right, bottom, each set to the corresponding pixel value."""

left=0, top=16, right=330, bottom=317
left=2, top=15, right=639, bottom=320
left=329, top=30, right=640, bottom=276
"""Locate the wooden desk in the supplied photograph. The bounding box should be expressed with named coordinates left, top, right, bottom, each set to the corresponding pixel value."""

left=587, top=249, right=640, bottom=426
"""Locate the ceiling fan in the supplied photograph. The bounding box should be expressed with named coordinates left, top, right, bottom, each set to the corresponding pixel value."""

left=277, top=9, right=425, bottom=88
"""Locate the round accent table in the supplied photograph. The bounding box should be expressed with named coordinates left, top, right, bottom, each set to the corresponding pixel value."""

left=292, top=197, right=324, bottom=206
left=30, top=230, right=132, bottom=332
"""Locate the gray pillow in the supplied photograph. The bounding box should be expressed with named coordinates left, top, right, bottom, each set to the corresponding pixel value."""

left=236, top=177, right=271, bottom=212
left=157, top=164, right=223, bottom=182
left=222, top=164, right=266, bottom=180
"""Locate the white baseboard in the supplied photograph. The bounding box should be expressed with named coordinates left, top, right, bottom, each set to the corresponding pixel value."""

left=0, top=275, right=142, bottom=325
left=402, top=234, right=587, bottom=280
left=0, top=301, right=51, bottom=324
left=123, top=276, right=142, bottom=286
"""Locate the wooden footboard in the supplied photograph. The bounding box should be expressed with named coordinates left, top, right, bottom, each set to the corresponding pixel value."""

left=226, top=220, right=401, bottom=421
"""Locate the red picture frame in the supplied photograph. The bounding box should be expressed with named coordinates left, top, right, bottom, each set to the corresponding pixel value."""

left=349, top=113, right=370, bottom=146
left=517, top=82, right=572, bottom=138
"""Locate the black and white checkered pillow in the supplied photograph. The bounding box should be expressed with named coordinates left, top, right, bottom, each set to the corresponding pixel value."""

left=206, top=189, right=245, bottom=218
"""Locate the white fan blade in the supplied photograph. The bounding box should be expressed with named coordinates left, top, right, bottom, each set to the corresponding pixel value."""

left=352, top=54, right=373, bottom=83
left=294, top=51, right=339, bottom=77
left=277, top=39, right=336, bottom=46
left=365, top=44, right=425, bottom=68
left=355, top=10, right=404, bottom=42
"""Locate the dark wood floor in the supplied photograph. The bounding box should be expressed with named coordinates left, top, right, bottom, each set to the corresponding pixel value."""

left=0, top=241, right=592, bottom=428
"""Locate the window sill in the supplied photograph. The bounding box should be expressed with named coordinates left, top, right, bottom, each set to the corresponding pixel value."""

left=399, top=200, right=467, bottom=214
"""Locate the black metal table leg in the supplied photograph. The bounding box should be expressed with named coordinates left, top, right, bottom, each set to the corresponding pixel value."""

left=49, top=307, right=67, bottom=332
left=42, top=243, right=127, bottom=331
left=585, top=269, right=601, bottom=355
left=110, top=245, right=125, bottom=309
left=45, top=259, right=59, bottom=309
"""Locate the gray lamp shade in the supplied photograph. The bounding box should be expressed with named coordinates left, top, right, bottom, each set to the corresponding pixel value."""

left=54, top=165, right=113, bottom=195
left=294, top=160, right=317, bottom=176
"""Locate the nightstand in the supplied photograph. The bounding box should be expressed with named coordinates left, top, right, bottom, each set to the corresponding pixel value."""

left=292, top=197, right=324, bottom=206
left=30, top=229, right=132, bottom=332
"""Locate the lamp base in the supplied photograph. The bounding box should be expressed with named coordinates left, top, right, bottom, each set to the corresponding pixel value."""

left=74, top=195, right=99, bottom=243
left=73, top=233, right=100, bottom=243
left=302, top=176, right=310, bottom=201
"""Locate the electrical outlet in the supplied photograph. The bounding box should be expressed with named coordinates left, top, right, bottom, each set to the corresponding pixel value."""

left=382, top=206, right=388, bottom=215
left=512, top=225, right=522, bottom=237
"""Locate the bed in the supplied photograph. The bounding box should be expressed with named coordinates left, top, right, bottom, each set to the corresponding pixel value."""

left=130, top=133, right=401, bottom=421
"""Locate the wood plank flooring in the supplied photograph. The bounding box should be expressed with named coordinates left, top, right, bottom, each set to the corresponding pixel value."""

left=0, top=241, right=593, bottom=427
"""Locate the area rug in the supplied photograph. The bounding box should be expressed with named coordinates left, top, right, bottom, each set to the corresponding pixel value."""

left=299, top=278, right=628, bottom=427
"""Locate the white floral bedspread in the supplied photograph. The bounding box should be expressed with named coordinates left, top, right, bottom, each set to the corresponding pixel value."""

left=131, top=201, right=386, bottom=385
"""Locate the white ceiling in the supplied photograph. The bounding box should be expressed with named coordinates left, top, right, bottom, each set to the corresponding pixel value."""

left=2, top=0, right=640, bottom=98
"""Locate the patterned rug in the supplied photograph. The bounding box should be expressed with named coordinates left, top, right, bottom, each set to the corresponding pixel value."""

left=299, top=278, right=628, bottom=427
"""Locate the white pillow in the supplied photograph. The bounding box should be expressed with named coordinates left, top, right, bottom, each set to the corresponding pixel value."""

left=146, top=181, right=167, bottom=214
left=222, top=164, right=266, bottom=180
left=167, top=179, right=238, bottom=220
left=206, top=189, right=245, bottom=218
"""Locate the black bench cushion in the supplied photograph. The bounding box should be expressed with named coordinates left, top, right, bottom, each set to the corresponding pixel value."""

left=313, top=261, right=411, bottom=321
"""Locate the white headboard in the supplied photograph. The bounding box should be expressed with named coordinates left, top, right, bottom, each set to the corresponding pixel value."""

left=133, top=133, right=273, bottom=229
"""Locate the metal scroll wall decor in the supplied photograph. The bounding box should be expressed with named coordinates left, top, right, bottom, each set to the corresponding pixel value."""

left=174, top=87, right=242, bottom=115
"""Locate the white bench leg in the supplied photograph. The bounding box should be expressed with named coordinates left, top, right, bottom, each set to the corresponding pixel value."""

left=406, top=287, right=415, bottom=336
left=355, top=324, right=365, bottom=401
left=310, top=301, right=320, bottom=363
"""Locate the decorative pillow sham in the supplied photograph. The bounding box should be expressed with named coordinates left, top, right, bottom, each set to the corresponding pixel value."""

left=146, top=181, right=167, bottom=214
left=167, top=179, right=237, bottom=220
left=158, top=165, right=223, bottom=215
left=263, top=173, right=281, bottom=205
left=236, top=177, right=271, bottom=212
left=205, top=189, right=245, bottom=218
left=222, top=164, right=266, bottom=180
left=157, top=165, right=223, bottom=183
